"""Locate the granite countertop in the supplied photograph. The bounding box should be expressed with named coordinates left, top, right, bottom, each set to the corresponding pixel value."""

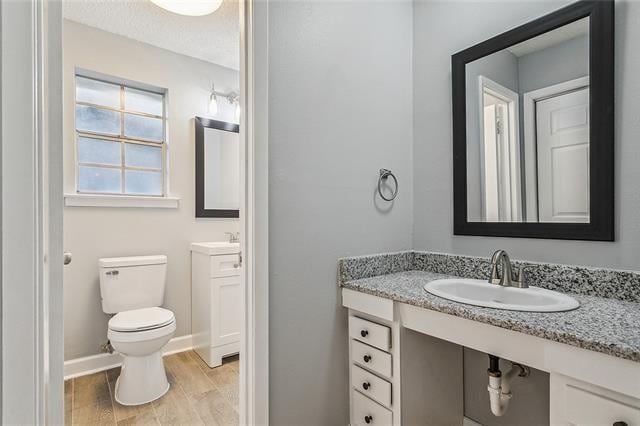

left=342, top=270, right=640, bottom=363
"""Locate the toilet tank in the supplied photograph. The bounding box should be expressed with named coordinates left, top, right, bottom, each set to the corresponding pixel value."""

left=99, top=255, right=167, bottom=314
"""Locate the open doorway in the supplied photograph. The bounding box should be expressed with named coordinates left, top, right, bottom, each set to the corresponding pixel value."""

left=2, top=1, right=267, bottom=423
left=60, top=1, right=243, bottom=423
left=478, top=76, right=522, bottom=222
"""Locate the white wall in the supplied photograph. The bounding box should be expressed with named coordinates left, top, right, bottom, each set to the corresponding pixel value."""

left=63, top=21, right=239, bottom=360
left=268, top=1, right=414, bottom=424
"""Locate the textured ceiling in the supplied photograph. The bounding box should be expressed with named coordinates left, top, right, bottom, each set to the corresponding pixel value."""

left=64, top=0, right=239, bottom=70
left=507, top=17, right=589, bottom=58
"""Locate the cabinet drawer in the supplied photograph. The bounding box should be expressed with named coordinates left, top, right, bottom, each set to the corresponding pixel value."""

left=351, top=365, right=392, bottom=408
left=210, top=254, right=241, bottom=277
left=352, top=339, right=392, bottom=378
left=352, top=389, right=392, bottom=426
left=349, top=316, right=391, bottom=352
left=565, top=384, right=640, bottom=425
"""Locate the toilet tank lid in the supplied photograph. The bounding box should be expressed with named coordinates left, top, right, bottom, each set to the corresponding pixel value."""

left=99, top=255, right=167, bottom=268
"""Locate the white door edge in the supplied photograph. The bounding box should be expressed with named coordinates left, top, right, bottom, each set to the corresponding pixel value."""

left=240, top=0, right=270, bottom=424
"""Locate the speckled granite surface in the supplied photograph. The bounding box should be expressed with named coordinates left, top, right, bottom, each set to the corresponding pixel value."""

left=340, top=251, right=640, bottom=303
left=338, top=252, right=640, bottom=362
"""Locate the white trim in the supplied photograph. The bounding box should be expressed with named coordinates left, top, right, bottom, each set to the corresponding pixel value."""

left=477, top=75, right=522, bottom=222
left=1, top=0, right=59, bottom=423
left=64, top=193, right=180, bottom=208
left=240, top=0, right=269, bottom=424
left=63, top=334, right=193, bottom=380
left=522, top=76, right=589, bottom=222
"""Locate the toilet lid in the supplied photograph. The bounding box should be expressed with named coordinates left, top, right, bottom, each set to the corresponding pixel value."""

left=109, top=307, right=175, bottom=332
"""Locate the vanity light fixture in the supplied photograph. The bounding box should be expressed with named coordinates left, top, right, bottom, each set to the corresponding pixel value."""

left=208, top=85, right=219, bottom=115
left=208, top=84, right=240, bottom=120
left=149, top=0, right=223, bottom=17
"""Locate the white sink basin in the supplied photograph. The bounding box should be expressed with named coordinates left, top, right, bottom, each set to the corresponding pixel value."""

left=423, top=278, right=579, bottom=312
left=190, top=241, right=240, bottom=255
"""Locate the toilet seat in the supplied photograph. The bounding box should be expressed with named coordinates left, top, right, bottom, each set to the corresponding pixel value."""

left=109, top=307, right=175, bottom=332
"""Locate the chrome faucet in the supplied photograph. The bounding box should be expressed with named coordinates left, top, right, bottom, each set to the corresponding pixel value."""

left=489, top=250, right=528, bottom=288
left=225, top=232, right=240, bottom=243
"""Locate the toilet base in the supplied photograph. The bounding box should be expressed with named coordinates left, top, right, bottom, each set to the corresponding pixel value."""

left=114, top=351, right=170, bottom=406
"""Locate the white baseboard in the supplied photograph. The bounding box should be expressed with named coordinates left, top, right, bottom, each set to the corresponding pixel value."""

left=64, top=334, right=193, bottom=380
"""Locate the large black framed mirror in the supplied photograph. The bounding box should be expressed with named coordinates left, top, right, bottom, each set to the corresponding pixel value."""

left=195, top=116, right=240, bottom=218
left=452, top=1, right=614, bottom=241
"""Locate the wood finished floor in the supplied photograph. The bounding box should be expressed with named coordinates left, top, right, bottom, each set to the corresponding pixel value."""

left=65, top=351, right=239, bottom=425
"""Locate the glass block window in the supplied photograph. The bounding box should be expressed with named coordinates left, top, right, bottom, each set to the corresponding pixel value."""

left=74, top=75, right=166, bottom=196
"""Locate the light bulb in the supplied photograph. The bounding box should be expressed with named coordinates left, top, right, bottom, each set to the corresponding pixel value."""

left=208, top=93, right=218, bottom=115
left=149, top=0, right=223, bottom=17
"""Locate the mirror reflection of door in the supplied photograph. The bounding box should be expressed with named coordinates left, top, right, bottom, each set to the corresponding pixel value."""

left=535, top=86, right=590, bottom=223
left=465, top=16, right=590, bottom=224
left=480, top=77, right=522, bottom=222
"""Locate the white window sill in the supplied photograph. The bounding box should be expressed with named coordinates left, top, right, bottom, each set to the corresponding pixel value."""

left=64, top=193, right=180, bottom=209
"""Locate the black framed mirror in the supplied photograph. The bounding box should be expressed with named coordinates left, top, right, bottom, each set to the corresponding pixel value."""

left=195, top=116, right=240, bottom=218
left=452, top=0, right=614, bottom=241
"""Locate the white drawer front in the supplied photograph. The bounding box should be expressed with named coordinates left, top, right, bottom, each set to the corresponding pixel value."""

left=349, top=316, right=391, bottom=352
left=351, top=365, right=392, bottom=408
left=352, top=389, right=392, bottom=426
left=565, top=384, right=640, bottom=425
left=210, top=254, right=241, bottom=277
left=352, top=339, right=392, bottom=378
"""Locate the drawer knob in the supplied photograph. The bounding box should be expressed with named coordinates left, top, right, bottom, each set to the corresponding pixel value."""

left=362, top=381, right=371, bottom=390
left=613, top=423, right=628, bottom=426
left=364, top=415, right=373, bottom=424
left=360, top=329, right=369, bottom=338
left=363, top=355, right=372, bottom=363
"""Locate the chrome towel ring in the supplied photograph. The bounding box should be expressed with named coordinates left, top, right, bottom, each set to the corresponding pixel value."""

left=378, top=169, right=398, bottom=201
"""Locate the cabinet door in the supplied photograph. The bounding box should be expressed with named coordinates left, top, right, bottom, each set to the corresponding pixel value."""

left=551, top=374, right=640, bottom=425
left=212, top=275, right=241, bottom=346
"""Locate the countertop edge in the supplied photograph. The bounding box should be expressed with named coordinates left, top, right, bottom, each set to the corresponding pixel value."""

left=341, top=280, right=640, bottom=364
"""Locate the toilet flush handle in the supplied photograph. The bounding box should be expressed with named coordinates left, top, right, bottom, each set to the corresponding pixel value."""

left=106, top=270, right=120, bottom=276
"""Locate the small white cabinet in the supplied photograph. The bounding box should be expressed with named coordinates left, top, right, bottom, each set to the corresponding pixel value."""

left=191, top=242, right=241, bottom=367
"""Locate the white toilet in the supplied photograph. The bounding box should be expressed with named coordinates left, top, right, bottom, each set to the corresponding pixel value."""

left=99, top=255, right=176, bottom=406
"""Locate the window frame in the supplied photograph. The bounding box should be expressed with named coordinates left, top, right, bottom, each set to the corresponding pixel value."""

left=74, top=72, right=168, bottom=197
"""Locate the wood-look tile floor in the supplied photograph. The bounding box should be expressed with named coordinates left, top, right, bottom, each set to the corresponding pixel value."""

left=65, top=351, right=239, bottom=426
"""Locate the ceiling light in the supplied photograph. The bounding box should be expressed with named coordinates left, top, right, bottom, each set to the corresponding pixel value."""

left=149, top=0, right=223, bottom=17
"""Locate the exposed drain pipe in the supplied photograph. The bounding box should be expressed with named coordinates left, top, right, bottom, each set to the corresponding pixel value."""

left=487, top=354, right=530, bottom=416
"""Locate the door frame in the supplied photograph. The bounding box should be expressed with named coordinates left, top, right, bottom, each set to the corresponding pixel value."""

left=522, top=76, right=590, bottom=222
left=477, top=75, right=522, bottom=222
left=1, top=0, right=270, bottom=424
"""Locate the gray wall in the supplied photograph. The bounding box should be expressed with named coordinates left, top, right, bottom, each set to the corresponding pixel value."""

left=413, top=0, right=640, bottom=270
left=518, top=34, right=589, bottom=94
left=268, top=1, right=414, bottom=424
left=465, top=50, right=519, bottom=221
left=413, top=1, right=639, bottom=423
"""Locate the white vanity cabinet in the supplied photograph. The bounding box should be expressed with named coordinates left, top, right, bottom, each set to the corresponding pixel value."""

left=191, top=242, right=241, bottom=367
left=342, top=288, right=640, bottom=426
